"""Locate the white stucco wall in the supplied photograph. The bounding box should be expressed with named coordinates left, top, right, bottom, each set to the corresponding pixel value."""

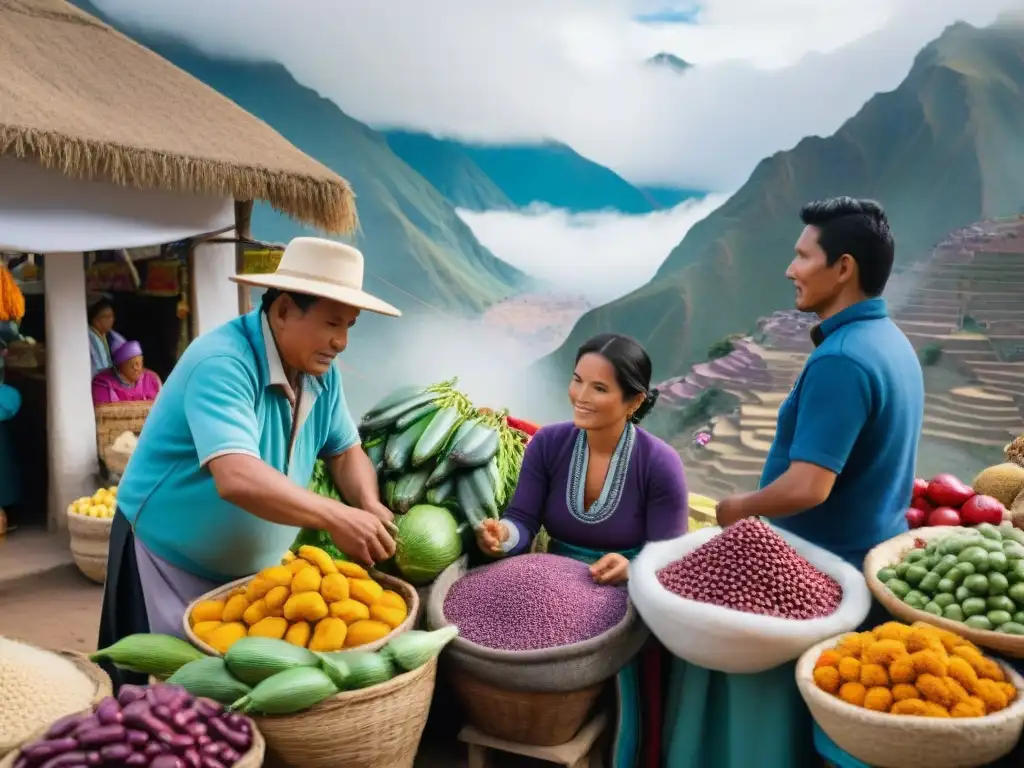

left=0, top=156, right=237, bottom=530
left=192, top=237, right=241, bottom=336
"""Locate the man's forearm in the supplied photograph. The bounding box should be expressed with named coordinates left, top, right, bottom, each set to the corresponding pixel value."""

left=732, top=467, right=830, bottom=520
left=210, top=454, right=333, bottom=529
left=326, top=445, right=381, bottom=509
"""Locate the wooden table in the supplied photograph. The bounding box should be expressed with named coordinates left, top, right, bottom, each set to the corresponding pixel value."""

left=459, top=712, right=608, bottom=768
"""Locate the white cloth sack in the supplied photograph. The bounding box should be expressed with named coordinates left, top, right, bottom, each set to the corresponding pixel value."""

left=628, top=526, right=871, bottom=674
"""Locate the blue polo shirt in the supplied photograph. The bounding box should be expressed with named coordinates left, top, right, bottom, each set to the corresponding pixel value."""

left=118, top=309, right=359, bottom=582
left=762, top=298, right=924, bottom=567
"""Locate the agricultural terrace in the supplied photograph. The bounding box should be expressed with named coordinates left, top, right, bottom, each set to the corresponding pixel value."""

left=655, top=217, right=1024, bottom=500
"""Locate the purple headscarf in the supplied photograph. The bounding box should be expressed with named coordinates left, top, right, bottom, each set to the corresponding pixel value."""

left=111, top=339, right=143, bottom=367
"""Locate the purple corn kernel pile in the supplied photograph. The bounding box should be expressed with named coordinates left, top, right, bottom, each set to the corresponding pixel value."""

left=443, top=553, right=629, bottom=651
left=656, top=518, right=843, bottom=619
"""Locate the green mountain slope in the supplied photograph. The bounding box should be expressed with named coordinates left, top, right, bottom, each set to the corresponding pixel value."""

left=384, top=133, right=688, bottom=213
left=381, top=132, right=514, bottom=211
left=543, top=20, right=1024, bottom=381
left=75, top=1, right=525, bottom=316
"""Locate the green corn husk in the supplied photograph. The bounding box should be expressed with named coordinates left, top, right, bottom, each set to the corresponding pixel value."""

left=320, top=651, right=395, bottom=690
left=90, top=633, right=205, bottom=679
left=382, top=627, right=459, bottom=672
left=167, top=657, right=251, bottom=705
left=230, top=666, right=339, bottom=715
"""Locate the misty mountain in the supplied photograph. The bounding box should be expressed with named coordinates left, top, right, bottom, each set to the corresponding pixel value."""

left=647, top=53, right=693, bottom=73
left=637, top=185, right=706, bottom=208
left=74, top=0, right=526, bottom=317
left=384, top=132, right=697, bottom=213
left=543, top=19, right=1024, bottom=381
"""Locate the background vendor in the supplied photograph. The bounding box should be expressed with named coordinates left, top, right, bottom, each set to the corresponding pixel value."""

left=87, top=296, right=125, bottom=377
left=92, top=339, right=162, bottom=405
left=477, top=332, right=688, bottom=768
left=98, top=238, right=401, bottom=689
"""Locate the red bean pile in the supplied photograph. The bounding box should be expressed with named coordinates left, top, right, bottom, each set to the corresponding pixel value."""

left=12, top=683, right=253, bottom=768
left=656, top=518, right=843, bottom=619
left=443, top=553, right=628, bottom=651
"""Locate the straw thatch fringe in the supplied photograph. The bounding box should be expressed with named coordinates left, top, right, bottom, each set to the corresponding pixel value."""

left=0, top=126, right=358, bottom=235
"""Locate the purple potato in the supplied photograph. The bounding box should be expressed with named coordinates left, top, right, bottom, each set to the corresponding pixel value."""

left=76, top=725, right=127, bottom=748
left=44, top=714, right=88, bottom=740
left=19, top=737, right=78, bottom=761
left=116, top=685, right=147, bottom=706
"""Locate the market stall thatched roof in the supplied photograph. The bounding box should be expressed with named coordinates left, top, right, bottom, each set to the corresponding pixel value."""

left=0, top=0, right=357, bottom=234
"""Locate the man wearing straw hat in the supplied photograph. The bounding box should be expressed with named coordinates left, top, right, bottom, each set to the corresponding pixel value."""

left=98, top=237, right=401, bottom=689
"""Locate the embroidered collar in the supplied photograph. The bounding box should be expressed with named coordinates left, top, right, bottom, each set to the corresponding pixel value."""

left=565, top=423, right=636, bottom=524
left=810, top=297, right=888, bottom=348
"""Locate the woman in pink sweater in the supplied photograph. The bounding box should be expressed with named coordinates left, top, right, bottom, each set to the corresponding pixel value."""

left=92, top=339, right=161, bottom=405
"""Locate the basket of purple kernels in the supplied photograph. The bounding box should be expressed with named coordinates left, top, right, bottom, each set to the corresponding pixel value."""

left=427, top=554, right=648, bottom=744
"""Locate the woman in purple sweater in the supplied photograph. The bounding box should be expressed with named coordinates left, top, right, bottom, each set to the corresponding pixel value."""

left=477, top=333, right=689, bottom=768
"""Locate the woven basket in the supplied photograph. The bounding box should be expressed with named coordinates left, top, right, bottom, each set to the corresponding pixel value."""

left=796, top=635, right=1024, bottom=767
left=864, top=526, right=1024, bottom=659
left=103, top=446, right=133, bottom=477
left=426, top=555, right=649, bottom=693
left=94, top=400, right=150, bottom=472
left=254, top=656, right=436, bottom=768
left=183, top=570, right=419, bottom=655
left=450, top=667, right=602, bottom=746
left=0, top=649, right=112, bottom=759
left=3, top=341, right=43, bottom=370
left=66, top=509, right=113, bottom=584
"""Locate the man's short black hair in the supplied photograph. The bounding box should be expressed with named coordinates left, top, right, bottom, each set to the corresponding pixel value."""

left=259, top=288, right=319, bottom=314
left=799, top=197, right=895, bottom=297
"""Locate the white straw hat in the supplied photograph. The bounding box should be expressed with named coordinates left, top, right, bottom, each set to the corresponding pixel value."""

left=230, top=237, right=401, bottom=317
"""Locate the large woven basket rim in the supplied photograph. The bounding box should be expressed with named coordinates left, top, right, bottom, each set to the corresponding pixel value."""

left=182, top=569, right=419, bottom=656
left=0, top=646, right=112, bottom=754
left=797, top=634, right=1024, bottom=730
left=864, top=526, right=1024, bottom=656
left=237, top=724, right=266, bottom=768
left=430, top=555, right=640, bottom=663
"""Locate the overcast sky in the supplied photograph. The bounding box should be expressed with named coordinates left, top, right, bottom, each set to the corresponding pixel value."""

left=94, top=0, right=1015, bottom=190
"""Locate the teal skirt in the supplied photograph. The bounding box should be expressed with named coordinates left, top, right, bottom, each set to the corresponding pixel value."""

left=663, top=658, right=818, bottom=768
left=548, top=539, right=643, bottom=768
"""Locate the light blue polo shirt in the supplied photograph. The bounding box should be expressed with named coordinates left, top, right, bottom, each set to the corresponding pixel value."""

left=118, top=309, right=359, bottom=582
left=762, top=298, right=924, bottom=567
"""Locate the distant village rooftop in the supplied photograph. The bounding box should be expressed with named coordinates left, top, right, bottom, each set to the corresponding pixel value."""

left=0, top=0, right=357, bottom=234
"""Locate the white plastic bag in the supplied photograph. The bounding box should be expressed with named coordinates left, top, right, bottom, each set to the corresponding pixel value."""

left=628, top=525, right=871, bottom=673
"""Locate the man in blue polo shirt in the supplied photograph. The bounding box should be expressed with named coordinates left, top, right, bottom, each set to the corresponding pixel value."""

left=98, top=238, right=401, bottom=688
left=716, top=197, right=924, bottom=567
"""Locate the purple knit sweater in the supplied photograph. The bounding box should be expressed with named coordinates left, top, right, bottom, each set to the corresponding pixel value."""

left=502, top=421, right=689, bottom=555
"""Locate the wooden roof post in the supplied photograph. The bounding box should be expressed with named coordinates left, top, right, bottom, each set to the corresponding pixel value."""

left=234, top=200, right=253, bottom=314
